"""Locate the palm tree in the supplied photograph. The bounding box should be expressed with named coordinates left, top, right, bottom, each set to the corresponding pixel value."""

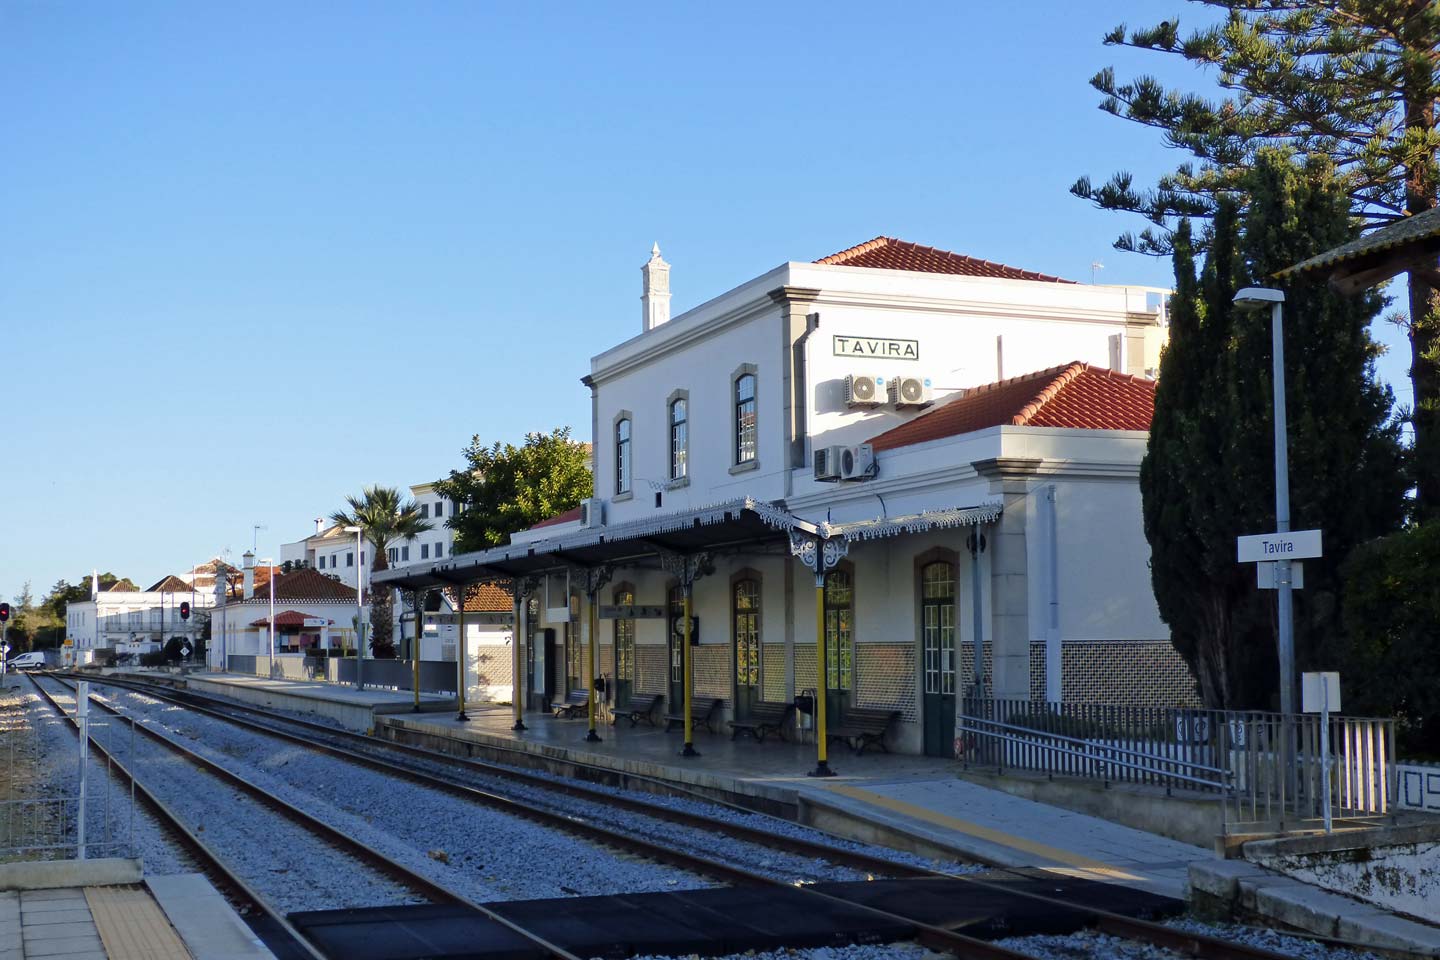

left=330, top=485, right=432, bottom=658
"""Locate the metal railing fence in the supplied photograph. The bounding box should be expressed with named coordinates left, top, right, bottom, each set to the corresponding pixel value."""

left=226, top=654, right=458, bottom=694
left=958, top=697, right=1394, bottom=832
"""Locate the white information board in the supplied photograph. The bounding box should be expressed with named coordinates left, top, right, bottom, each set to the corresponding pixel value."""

left=1301, top=671, right=1341, bottom=713
left=1237, top=529, right=1323, bottom=563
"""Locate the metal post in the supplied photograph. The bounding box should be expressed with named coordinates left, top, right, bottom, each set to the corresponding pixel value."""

left=1321, top=682, right=1333, bottom=833
left=412, top=590, right=422, bottom=713
left=811, top=571, right=834, bottom=777
left=969, top=533, right=986, bottom=701
left=456, top=585, right=468, bottom=722
left=267, top=563, right=276, bottom=678
left=681, top=584, right=698, bottom=757
left=354, top=527, right=364, bottom=689
left=76, top=681, right=89, bottom=860
left=1271, top=300, right=1294, bottom=718
left=512, top=589, right=526, bottom=731
left=585, top=591, right=601, bottom=742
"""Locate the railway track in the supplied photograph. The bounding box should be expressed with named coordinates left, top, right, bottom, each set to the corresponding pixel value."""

left=66, top=672, right=1308, bottom=960
left=28, top=674, right=583, bottom=960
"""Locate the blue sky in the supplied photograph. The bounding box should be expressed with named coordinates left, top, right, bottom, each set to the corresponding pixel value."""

left=0, top=1, right=1412, bottom=599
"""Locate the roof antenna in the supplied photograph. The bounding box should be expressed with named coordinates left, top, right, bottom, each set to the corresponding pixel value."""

left=1091, top=260, right=1105, bottom=284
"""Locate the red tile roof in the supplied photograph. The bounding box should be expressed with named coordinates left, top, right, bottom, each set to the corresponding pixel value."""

left=460, top=583, right=513, bottom=613
left=251, top=610, right=333, bottom=628
left=867, top=362, right=1155, bottom=452
left=529, top=506, right=583, bottom=530
left=249, top=567, right=358, bottom=602
left=146, top=575, right=191, bottom=593
left=815, top=237, right=1076, bottom=284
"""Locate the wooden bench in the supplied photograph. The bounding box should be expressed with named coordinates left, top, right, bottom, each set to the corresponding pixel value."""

left=552, top=688, right=592, bottom=719
left=727, top=701, right=796, bottom=743
left=664, top=697, right=721, bottom=734
left=612, top=694, right=663, bottom=728
left=827, top=708, right=901, bottom=754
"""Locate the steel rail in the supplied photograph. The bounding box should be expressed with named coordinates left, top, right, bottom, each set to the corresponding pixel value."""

left=26, top=674, right=330, bottom=960
left=42, top=675, right=583, bottom=960
left=81, top=673, right=1299, bottom=960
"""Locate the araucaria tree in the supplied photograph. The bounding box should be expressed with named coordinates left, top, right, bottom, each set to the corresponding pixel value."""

left=1074, top=2, right=1440, bottom=516
left=1142, top=153, right=1406, bottom=709
left=434, top=427, right=592, bottom=553
left=330, top=485, right=432, bottom=658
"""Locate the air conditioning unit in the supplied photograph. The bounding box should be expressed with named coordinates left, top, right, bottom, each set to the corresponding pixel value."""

left=579, top=497, right=606, bottom=529
left=845, top=374, right=884, bottom=407
left=839, top=444, right=875, bottom=482
left=814, top=446, right=844, bottom=482
left=888, top=375, right=933, bottom=407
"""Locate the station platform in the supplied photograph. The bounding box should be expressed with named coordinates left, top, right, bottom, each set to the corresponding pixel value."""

left=0, top=872, right=272, bottom=960
left=379, top=703, right=1213, bottom=900
left=137, top=671, right=451, bottom=732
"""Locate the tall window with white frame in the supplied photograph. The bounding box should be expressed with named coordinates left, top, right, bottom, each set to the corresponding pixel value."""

left=735, top=373, right=757, bottom=465
left=615, top=417, right=632, bottom=495
left=669, top=398, right=687, bottom=481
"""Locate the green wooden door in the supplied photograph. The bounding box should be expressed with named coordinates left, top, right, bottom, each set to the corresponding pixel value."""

left=921, top=562, right=957, bottom=757
left=732, top=579, right=760, bottom=722
left=668, top=587, right=685, bottom=718
left=613, top=587, right=634, bottom=709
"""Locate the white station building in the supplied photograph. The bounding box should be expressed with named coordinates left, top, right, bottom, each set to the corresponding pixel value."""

left=379, top=237, right=1196, bottom=757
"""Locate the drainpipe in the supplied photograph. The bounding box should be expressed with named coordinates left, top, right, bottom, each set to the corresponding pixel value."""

left=787, top=312, right=820, bottom=498
left=1045, top=485, right=1061, bottom=704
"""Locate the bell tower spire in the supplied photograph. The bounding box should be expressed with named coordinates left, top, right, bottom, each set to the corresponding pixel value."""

left=641, top=243, right=671, bottom=332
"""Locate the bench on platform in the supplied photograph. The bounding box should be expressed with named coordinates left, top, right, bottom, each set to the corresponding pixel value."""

left=827, top=708, right=901, bottom=754
left=665, top=697, right=721, bottom=734
left=612, top=694, right=663, bottom=728
left=727, top=701, right=796, bottom=742
left=553, top=689, right=592, bottom=719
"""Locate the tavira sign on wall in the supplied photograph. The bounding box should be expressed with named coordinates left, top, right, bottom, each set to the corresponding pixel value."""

left=832, top=335, right=919, bottom=360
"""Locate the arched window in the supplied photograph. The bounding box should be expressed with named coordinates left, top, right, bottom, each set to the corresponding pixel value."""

left=615, top=417, right=632, bottom=495
left=733, top=579, right=759, bottom=688
left=614, top=586, right=635, bottom=682
left=734, top=373, right=757, bottom=464
left=921, top=562, right=956, bottom=696
left=824, top=568, right=853, bottom=691
left=669, top=398, right=688, bottom=480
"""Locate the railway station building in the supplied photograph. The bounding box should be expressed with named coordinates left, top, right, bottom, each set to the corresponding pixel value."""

left=379, top=238, right=1197, bottom=757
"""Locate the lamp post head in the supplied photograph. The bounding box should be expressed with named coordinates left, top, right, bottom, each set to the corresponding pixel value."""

left=1233, top=287, right=1285, bottom=310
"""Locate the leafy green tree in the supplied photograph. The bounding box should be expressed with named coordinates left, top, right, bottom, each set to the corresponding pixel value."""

left=1342, top=523, right=1440, bottom=756
left=1074, top=1, right=1440, bottom=516
left=1142, top=152, right=1406, bottom=708
left=330, top=486, right=432, bottom=658
left=435, top=427, right=592, bottom=553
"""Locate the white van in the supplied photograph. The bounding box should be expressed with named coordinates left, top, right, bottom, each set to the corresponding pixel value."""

left=6, top=652, right=47, bottom=671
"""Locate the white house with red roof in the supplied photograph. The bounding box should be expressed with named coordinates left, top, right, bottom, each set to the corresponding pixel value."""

left=387, top=237, right=1194, bottom=758
left=208, top=561, right=360, bottom=673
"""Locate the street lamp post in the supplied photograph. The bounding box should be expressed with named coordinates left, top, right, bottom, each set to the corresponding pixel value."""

left=259, top=557, right=276, bottom=677
left=343, top=526, right=365, bottom=691
left=1232, top=287, right=1294, bottom=716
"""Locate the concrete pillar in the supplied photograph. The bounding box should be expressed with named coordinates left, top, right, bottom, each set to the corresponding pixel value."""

left=971, top=457, right=1041, bottom=702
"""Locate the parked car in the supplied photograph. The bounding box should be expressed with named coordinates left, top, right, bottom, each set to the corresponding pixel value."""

left=6, top=652, right=48, bottom=671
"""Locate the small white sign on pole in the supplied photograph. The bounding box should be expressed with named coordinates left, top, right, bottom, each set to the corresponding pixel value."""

left=302, top=617, right=328, bottom=628
left=1237, top=528, right=1324, bottom=563
left=1302, top=671, right=1341, bottom=713
left=1257, top=561, right=1304, bottom=590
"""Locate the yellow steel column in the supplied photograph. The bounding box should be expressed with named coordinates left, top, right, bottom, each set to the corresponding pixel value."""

left=681, top=585, right=698, bottom=757
left=412, top=589, right=422, bottom=713
left=512, top=588, right=526, bottom=731
left=811, top=572, right=834, bottom=777
left=585, top=591, right=601, bottom=742
left=455, top=585, right=468, bottom=722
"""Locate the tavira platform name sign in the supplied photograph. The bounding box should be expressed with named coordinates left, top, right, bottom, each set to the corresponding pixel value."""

left=1236, top=529, right=1323, bottom=563
left=832, top=335, right=919, bottom=360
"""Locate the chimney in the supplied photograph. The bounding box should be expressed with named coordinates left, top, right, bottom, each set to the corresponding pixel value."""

left=242, top=550, right=255, bottom=600
left=641, top=243, right=670, bottom=332
left=314, top=517, right=325, bottom=535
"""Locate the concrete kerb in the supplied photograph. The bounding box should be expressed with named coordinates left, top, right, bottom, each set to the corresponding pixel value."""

left=0, top=859, right=142, bottom=891
left=1189, top=858, right=1440, bottom=956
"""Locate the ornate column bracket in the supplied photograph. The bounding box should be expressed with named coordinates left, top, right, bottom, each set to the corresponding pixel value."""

left=658, top=551, right=715, bottom=589
left=566, top=564, right=614, bottom=598
left=789, top=531, right=849, bottom=584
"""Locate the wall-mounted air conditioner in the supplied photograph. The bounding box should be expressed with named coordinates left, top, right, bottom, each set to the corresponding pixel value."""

left=839, top=444, right=875, bottom=482
left=579, top=497, right=606, bottom=529
left=888, top=375, right=932, bottom=407
left=845, top=374, right=884, bottom=407
left=814, top=446, right=844, bottom=481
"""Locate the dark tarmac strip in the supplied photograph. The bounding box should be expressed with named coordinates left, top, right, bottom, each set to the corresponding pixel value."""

left=290, top=871, right=1182, bottom=960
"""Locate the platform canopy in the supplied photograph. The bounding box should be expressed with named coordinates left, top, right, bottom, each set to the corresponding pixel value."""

left=372, top=496, right=1002, bottom=590
left=1279, top=205, right=1440, bottom=295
